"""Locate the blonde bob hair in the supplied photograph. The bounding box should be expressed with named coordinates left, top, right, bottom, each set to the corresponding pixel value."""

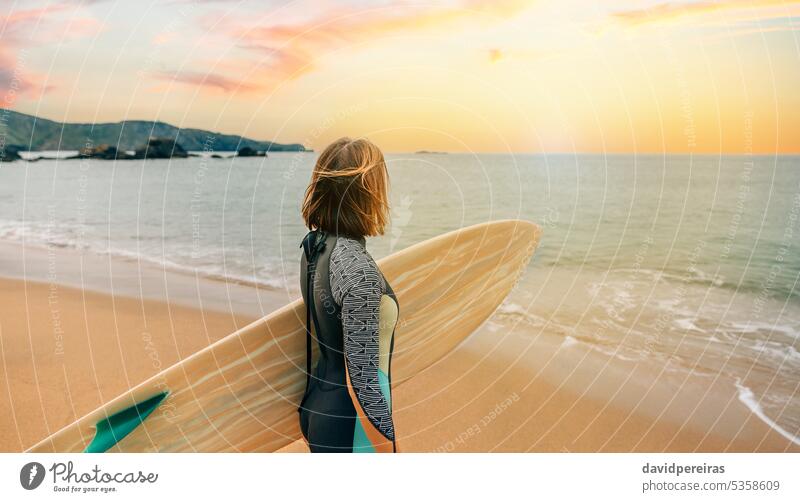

left=301, top=137, right=390, bottom=238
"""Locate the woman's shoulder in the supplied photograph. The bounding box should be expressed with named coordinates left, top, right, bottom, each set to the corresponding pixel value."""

left=330, top=236, right=380, bottom=275
left=329, top=236, right=384, bottom=301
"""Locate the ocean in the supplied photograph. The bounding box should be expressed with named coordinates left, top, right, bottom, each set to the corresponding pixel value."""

left=1, top=152, right=798, bottom=444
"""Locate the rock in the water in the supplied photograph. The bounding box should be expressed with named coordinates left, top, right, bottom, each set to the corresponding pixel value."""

left=133, top=138, right=189, bottom=159
left=73, top=144, right=132, bottom=160
left=237, top=146, right=267, bottom=157
left=0, top=144, right=23, bottom=162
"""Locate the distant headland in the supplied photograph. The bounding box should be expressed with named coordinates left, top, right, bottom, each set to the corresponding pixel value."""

left=0, top=109, right=307, bottom=161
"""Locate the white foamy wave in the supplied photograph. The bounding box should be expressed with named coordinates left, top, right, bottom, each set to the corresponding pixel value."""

left=590, top=345, right=650, bottom=362
left=560, top=335, right=579, bottom=348
left=497, top=302, right=527, bottom=316
left=0, top=219, right=292, bottom=291
left=734, top=379, right=800, bottom=446
left=495, top=302, right=547, bottom=325
left=728, top=321, right=800, bottom=341
left=494, top=301, right=582, bottom=334
left=747, top=339, right=800, bottom=365
left=0, top=219, right=93, bottom=251
left=96, top=245, right=291, bottom=290
left=674, top=316, right=702, bottom=332
left=655, top=267, right=726, bottom=288
left=587, top=281, right=638, bottom=322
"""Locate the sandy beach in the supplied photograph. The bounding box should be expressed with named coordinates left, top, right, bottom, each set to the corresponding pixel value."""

left=0, top=239, right=283, bottom=452
left=1, top=241, right=797, bottom=453
left=0, top=275, right=258, bottom=452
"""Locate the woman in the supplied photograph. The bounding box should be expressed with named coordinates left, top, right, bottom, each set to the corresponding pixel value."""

left=298, top=137, right=398, bottom=453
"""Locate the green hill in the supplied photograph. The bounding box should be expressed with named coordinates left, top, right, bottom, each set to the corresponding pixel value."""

left=0, top=109, right=306, bottom=152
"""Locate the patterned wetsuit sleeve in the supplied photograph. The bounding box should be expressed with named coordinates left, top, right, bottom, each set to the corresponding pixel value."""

left=330, top=239, right=396, bottom=441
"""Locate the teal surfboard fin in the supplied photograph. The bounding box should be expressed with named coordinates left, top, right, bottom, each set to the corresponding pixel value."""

left=84, top=392, right=168, bottom=453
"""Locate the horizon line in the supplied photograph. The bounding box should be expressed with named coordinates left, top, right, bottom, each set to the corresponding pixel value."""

left=5, top=108, right=798, bottom=157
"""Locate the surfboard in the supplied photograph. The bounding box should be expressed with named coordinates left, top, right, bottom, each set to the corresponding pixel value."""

left=27, top=219, right=541, bottom=453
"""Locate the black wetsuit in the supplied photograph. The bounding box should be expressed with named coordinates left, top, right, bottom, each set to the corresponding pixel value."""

left=298, top=230, right=398, bottom=453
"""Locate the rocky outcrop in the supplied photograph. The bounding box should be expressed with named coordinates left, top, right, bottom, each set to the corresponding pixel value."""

left=132, top=138, right=189, bottom=159
left=0, top=144, right=23, bottom=162
left=237, top=146, right=267, bottom=157
left=48, top=139, right=189, bottom=161
left=70, top=144, right=133, bottom=160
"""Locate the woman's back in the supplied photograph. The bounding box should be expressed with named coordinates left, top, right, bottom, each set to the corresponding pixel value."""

left=298, top=230, right=398, bottom=452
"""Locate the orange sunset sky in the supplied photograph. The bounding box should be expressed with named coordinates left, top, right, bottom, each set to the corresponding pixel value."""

left=1, top=0, right=799, bottom=153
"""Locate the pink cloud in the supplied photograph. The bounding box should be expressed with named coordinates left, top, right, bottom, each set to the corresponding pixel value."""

left=189, top=0, right=532, bottom=91
left=1, top=4, right=103, bottom=46
left=0, top=50, right=53, bottom=100
left=154, top=70, right=263, bottom=94
left=1, top=5, right=72, bottom=44
left=0, top=3, right=102, bottom=100
left=612, top=0, right=800, bottom=26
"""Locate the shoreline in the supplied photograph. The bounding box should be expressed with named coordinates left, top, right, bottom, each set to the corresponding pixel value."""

left=0, top=238, right=293, bottom=319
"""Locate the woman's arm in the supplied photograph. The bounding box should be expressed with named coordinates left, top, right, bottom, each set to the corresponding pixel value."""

left=331, top=239, right=396, bottom=452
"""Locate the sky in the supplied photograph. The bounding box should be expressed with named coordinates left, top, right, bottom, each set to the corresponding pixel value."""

left=1, top=0, right=799, bottom=153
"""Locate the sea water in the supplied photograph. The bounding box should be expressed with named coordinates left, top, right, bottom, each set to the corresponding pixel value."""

left=0, top=152, right=798, bottom=443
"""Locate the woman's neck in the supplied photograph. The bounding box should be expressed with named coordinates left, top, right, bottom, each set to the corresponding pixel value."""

left=314, top=228, right=366, bottom=248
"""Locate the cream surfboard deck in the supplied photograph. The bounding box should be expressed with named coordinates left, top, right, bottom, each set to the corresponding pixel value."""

left=28, top=219, right=541, bottom=453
